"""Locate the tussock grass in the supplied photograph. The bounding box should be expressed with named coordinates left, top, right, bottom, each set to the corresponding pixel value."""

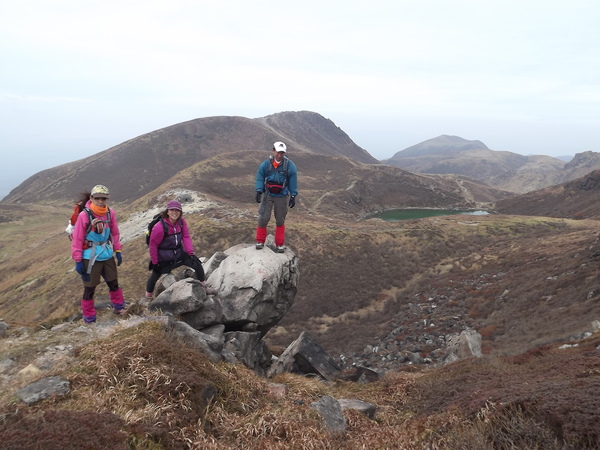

left=1, top=320, right=599, bottom=448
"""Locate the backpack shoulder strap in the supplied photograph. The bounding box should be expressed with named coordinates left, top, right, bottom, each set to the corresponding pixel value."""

left=83, top=208, right=111, bottom=235
left=282, top=156, right=289, bottom=174
left=84, top=208, right=94, bottom=234
left=281, top=156, right=289, bottom=188
left=266, top=155, right=274, bottom=176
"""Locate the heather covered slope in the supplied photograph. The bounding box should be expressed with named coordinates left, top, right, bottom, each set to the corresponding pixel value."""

left=1, top=307, right=598, bottom=448
left=1, top=140, right=599, bottom=360
left=2, top=180, right=600, bottom=448
left=494, top=168, right=600, bottom=220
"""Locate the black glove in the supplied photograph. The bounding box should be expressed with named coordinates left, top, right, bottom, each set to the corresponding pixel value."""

left=75, top=261, right=91, bottom=282
left=289, top=196, right=296, bottom=208
left=148, top=261, right=158, bottom=271
left=255, top=191, right=263, bottom=203
left=189, top=253, right=202, bottom=264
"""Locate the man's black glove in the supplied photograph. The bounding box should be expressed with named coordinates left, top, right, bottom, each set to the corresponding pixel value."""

left=255, top=191, right=263, bottom=203
left=289, top=196, right=296, bottom=208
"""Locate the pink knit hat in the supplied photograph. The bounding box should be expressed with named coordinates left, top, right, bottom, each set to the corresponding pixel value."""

left=166, top=200, right=182, bottom=211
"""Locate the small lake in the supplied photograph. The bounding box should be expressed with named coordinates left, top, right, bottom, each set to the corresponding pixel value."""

left=373, top=209, right=490, bottom=221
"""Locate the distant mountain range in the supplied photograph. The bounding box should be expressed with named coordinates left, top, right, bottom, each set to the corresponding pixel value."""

left=385, top=135, right=600, bottom=194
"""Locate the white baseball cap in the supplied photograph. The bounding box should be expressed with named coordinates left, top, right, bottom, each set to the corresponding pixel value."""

left=273, top=141, right=287, bottom=153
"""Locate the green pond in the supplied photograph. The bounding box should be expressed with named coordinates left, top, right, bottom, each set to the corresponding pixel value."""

left=374, top=209, right=489, bottom=221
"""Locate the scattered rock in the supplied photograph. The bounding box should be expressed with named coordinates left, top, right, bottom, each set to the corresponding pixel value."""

left=17, top=363, right=41, bottom=380
left=268, top=331, right=342, bottom=380
left=310, top=395, right=346, bottom=433
left=0, top=320, right=9, bottom=338
left=16, top=375, right=70, bottom=405
left=0, top=358, right=17, bottom=374
left=445, top=329, right=483, bottom=361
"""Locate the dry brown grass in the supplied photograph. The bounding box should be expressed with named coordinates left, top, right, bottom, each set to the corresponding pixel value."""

left=1, top=318, right=599, bottom=448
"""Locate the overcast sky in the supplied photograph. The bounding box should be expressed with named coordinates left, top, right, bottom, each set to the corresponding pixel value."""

left=1, top=0, right=599, bottom=199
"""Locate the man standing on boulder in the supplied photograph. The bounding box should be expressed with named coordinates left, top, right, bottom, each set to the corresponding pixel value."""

left=255, top=141, right=298, bottom=253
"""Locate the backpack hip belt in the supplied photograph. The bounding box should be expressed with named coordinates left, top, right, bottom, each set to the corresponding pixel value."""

left=86, top=241, right=110, bottom=274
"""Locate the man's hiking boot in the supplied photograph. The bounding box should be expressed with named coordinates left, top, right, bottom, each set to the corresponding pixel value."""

left=276, top=246, right=285, bottom=253
left=255, top=242, right=264, bottom=250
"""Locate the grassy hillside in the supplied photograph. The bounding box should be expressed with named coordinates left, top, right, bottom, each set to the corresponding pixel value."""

left=2, top=190, right=600, bottom=448
left=2, top=190, right=599, bottom=363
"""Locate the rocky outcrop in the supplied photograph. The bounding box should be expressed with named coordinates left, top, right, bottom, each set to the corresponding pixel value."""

left=147, top=240, right=299, bottom=375
left=146, top=242, right=378, bottom=381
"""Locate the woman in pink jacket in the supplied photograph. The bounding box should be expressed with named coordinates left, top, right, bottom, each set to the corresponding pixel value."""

left=71, top=185, right=125, bottom=323
left=145, top=200, right=208, bottom=298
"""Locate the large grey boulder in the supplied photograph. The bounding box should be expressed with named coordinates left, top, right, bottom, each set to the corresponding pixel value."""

left=445, top=329, right=483, bottom=363
left=268, top=331, right=342, bottom=380
left=150, top=279, right=207, bottom=315
left=142, top=241, right=313, bottom=377
left=180, top=295, right=223, bottom=330
left=207, top=244, right=299, bottom=336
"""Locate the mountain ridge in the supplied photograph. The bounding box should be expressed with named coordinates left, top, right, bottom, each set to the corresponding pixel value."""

left=385, top=135, right=600, bottom=193
left=2, top=111, right=377, bottom=205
